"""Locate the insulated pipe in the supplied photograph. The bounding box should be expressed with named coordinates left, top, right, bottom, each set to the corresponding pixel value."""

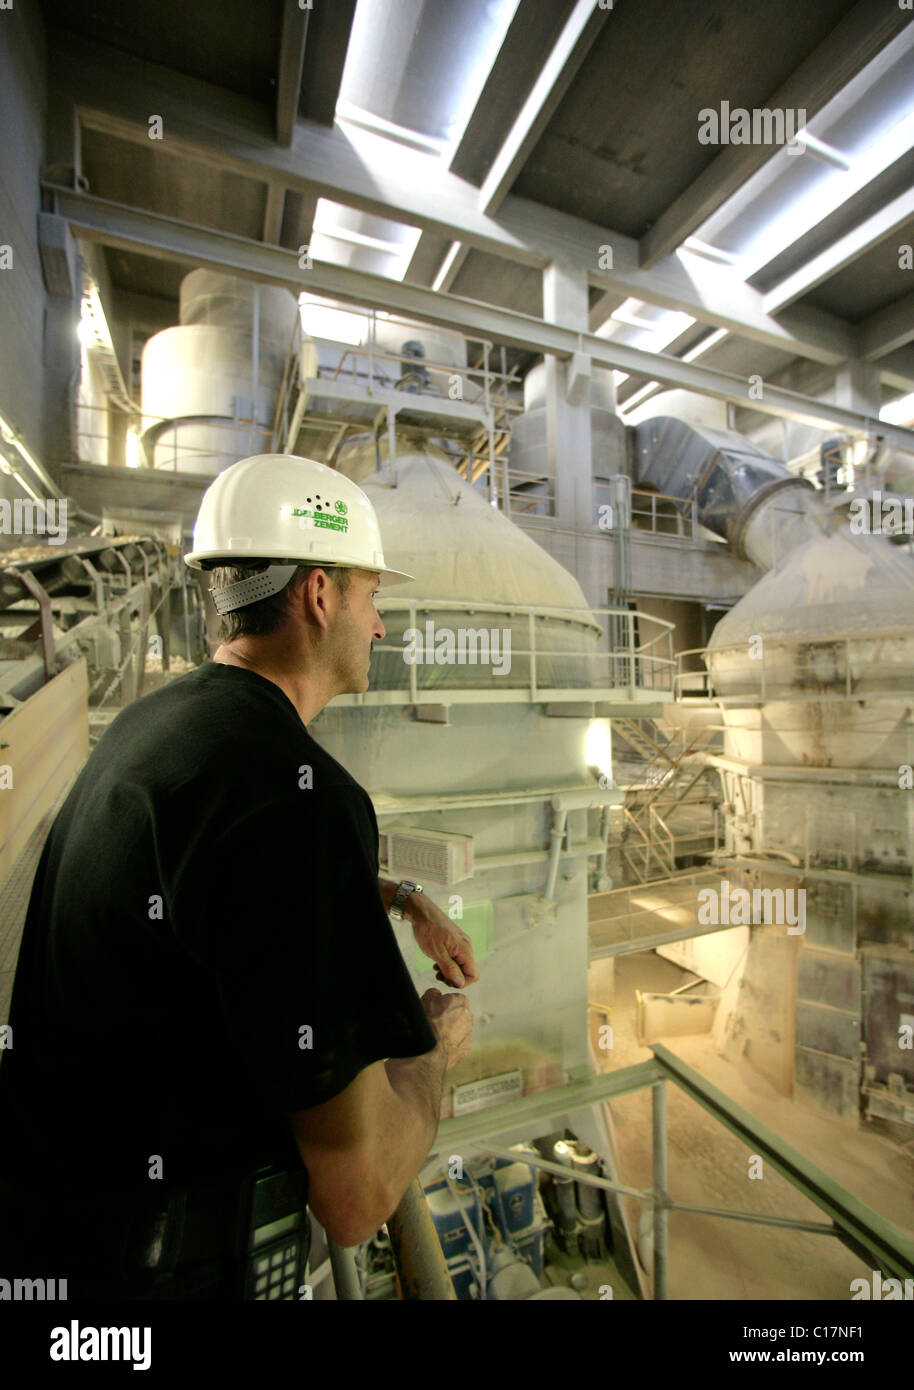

left=552, top=789, right=619, bottom=812
left=551, top=1141, right=581, bottom=1255
left=546, top=789, right=621, bottom=896
left=706, top=755, right=904, bottom=788
left=652, top=1080, right=669, bottom=1301
left=544, top=808, right=568, bottom=900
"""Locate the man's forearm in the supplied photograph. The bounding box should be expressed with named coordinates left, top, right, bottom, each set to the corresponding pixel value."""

left=378, top=875, right=397, bottom=912
left=379, top=1045, right=449, bottom=1211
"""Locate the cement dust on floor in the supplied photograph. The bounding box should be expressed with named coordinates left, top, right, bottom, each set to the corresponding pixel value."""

left=589, top=951, right=914, bottom=1301
left=542, top=1248, right=638, bottom=1300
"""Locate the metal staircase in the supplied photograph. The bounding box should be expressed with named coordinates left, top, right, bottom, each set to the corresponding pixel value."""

left=613, top=720, right=720, bottom=884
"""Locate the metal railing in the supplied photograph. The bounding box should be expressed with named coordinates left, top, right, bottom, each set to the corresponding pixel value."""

left=500, top=462, right=556, bottom=518
left=674, top=630, right=914, bottom=703
left=272, top=304, right=522, bottom=511
left=433, top=1046, right=914, bottom=1299
left=589, top=866, right=730, bottom=957
left=74, top=399, right=271, bottom=474
left=593, top=480, right=702, bottom=542
left=611, top=720, right=719, bottom=883
left=341, top=597, right=677, bottom=705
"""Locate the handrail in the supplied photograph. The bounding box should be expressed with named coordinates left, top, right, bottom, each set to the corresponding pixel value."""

left=674, top=630, right=914, bottom=701
left=365, top=598, right=676, bottom=697
left=385, top=1177, right=457, bottom=1300
left=431, top=1047, right=914, bottom=1297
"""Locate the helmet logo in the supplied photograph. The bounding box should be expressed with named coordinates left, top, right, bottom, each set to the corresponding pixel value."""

left=290, top=499, right=349, bottom=533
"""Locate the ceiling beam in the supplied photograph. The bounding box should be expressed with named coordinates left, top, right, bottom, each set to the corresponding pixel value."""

left=47, top=187, right=914, bottom=455
left=55, top=34, right=537, bottom=261
left=279, top=189, right=320, bottom=255
left=638, top=0, right=912, bottom=268
left=763, top=185, right=914, bottom=314
left=433, top=0, right=610, bottom=295
left=297, top=0, right=357, bottom=126
left=877, top=344, right=914, bottom=391
left=512, top=197, right=855, bottom=364
left=276, top=0, right=310, bottom=146
left=858, top=287, right=914, bottom=359
left=431, top=242, right=470, bottom=294
left=262, top=183, right=286, bottom=244
left=478, top=0, right=610, bottom=212
left=53, top=32, right=857, bottom=369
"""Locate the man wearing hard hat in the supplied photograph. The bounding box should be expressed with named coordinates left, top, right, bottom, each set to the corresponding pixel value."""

left=0, top=453, right=476, bottom=1299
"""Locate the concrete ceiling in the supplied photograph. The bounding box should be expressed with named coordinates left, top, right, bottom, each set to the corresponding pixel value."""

left=511, top=0, right=856, bottom=238
left=802, top=214, right=914, bottom=321
left=39, top=0, right=914, bottom=414
left=40, top=0, right=283, bottom=103
left=749, top=147, right=914, bottom=293
left=103, top=249, right=188, bottom=303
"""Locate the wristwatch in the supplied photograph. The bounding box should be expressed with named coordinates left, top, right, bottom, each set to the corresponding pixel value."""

left=389, top=879, right=423, bottom=920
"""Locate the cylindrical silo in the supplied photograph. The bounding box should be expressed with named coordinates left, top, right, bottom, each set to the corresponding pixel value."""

left=141, top=271, right=300, bottom=475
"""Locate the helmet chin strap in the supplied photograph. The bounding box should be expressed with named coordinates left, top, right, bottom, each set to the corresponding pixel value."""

left=209, top=564, right=299, bottom=615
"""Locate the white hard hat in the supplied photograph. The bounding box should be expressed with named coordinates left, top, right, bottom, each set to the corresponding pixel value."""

left=184, top=453, right=413, bottom=613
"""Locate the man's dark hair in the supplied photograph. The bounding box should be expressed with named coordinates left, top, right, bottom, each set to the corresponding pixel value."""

left=208, top=562, right=352, bottom=642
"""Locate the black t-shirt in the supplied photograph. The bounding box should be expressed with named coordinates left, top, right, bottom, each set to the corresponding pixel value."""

left=0, top=661, right=437, bottom=1202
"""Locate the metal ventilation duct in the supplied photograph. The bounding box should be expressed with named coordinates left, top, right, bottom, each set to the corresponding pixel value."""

left=632, top=416, right=822, bottom=568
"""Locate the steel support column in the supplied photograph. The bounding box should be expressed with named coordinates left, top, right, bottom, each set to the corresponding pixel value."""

left=652, top=1078, right=669, bottom=1301
left=543, top=262, right=593, bottom=530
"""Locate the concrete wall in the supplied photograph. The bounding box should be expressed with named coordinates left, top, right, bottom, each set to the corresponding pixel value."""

left=0, top=3, right=47, bottom=462
left=515, top=516, right=759, bottom=611
left=0, top=4, right=78, bottom=484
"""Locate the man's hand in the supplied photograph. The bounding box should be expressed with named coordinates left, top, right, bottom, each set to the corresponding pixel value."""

left=421, top=988, right=473, bottom=1070
left=408, top=894, right=480, bottom=988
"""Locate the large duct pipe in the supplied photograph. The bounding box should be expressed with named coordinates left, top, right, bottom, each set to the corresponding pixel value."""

left=632, top=416, right=825, bottom=570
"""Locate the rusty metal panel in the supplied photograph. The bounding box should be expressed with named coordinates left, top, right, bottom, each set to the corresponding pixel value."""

left=861, top=947, right=914, bottom=1088
left=795, top=1001, right=860, bottom=1060
left=801, top=880, right=857, bottom=954
left=798, top=948, right=861, bottom=1013
left=795, top=1046, right=860, bottom=1117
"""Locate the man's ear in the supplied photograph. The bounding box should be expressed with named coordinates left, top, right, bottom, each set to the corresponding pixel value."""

left=298, top=567, right=334, bottom=628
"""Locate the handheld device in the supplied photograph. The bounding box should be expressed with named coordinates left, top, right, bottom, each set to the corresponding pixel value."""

left=243, top=1164, right=312, bottom=1300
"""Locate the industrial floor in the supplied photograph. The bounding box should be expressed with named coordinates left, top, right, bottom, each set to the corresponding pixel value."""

left=589, top=951, right=914, bottom=1301
left=540, top=1244, right=638, bottom=1300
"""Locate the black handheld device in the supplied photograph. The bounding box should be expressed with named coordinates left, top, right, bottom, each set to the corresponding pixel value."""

left=244, top=1164, right=312, bottom=1300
